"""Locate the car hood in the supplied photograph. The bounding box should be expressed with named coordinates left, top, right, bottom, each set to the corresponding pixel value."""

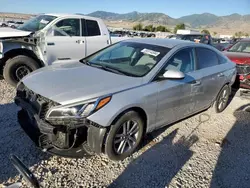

left=0, top=27, right=32, bottom=38
left=223, top=51, right=250, bottom=64
left=22, top=61, right=144, bottom=105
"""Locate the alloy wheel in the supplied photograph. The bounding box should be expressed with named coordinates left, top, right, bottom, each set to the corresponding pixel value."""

left=217, top=87, right=229, bottom=111
left=113, top=120, right=139, bottom=154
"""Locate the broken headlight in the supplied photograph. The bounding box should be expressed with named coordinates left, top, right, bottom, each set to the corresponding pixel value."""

left=46, top=96, right=111, bottom=119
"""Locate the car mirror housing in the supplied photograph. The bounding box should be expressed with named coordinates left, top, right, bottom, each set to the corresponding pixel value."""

left=163, top=70, right=185, bottom=79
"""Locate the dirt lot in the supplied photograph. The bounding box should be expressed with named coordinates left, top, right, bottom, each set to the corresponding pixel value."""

left=0, top=79, right=249, bottom=188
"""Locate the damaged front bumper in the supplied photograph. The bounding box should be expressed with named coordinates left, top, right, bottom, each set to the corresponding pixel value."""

left=235, top=65, right=250, bottom=89
left=15, top=97, right=107, bottom=158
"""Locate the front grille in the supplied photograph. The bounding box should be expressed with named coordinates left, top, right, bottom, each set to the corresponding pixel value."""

left=236, top=65, right=250, bottom=75
left=17, top=82, right=59, bottom=119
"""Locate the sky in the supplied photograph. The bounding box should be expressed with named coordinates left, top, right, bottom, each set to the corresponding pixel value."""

left=0, top=0, right=249, bottom=18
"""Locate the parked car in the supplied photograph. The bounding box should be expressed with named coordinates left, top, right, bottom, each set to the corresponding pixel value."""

left=213, top=42, right=232, bottom=51
left=0, top=22, right=8, bottom=27
left=0, top=14, right=129, bottom=86
left=223, top=38, right=250, bottom=89
left=6, top=20, right=17, bottom=28
left=172, top=34, right=213, bottom=45
left=15, top=39, right=236, bottom=161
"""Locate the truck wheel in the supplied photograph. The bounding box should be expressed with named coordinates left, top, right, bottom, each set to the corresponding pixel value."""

left=3, top=55, right=40, bottom=87
left=105, top=111, right=144, bottom=161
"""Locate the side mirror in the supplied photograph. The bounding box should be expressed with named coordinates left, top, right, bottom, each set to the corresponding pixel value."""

left=162, top=70, right=185, bottom=79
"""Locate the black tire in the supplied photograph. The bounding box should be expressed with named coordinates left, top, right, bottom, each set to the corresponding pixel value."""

left=105, top=111, right=144, bottom=161
left=211, top=85, right=230, bottom=113
left=3, top=55, right=40, bottom=87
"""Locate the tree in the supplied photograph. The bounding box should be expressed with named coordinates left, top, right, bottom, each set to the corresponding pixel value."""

left=174, top=23, right=185, bottom=34
left=156, top=25, right=167, bottom=32
left=201, top=29, right=210, bottom=35
left=133, top=23, right=143, bottom=31
left=144, top=25, right=154, bottom=32
left=245, top=33, right=249, bottom=38
left=213, top=32, right=217, bottom=36
left=235, top=31, right=244, bottom=38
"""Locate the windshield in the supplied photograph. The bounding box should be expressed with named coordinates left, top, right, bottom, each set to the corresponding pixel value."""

left=82, top=41, right=170, bottom=77
left=18, top=15, right=57, bottom=32
left=228, top=41, right=250, bottom=53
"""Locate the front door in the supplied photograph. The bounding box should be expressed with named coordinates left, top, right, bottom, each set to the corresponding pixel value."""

left=45, top=18, right=86, bottom=65
left=155, top=47, right=200, bottom=127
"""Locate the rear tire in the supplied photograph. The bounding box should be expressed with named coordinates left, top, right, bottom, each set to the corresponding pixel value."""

left=211, top=85, right=230, bottom=113
left=3, top=55, right=40, bottom=87
left=105, top=111, right=144, bottom=161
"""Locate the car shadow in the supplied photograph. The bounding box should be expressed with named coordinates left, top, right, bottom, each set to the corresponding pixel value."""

left=210, top=103, right=250, bottom=188
left=109, top=123, right=201, bottom=188
left=0, top=102, right=50, bottom=185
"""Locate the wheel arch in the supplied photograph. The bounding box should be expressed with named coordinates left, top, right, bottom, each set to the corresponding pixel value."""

left=110, top=106, right=148, bottom=135
left=1, top=48, right=44, bottom=72
left=211, top=82, right=231, bottom=107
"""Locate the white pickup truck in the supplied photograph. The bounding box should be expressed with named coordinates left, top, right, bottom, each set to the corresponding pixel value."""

left=0, top=14, right=129, bottom=86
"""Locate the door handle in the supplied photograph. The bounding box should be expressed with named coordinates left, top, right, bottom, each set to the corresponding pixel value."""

left=218, top=73, right=225, bottom=77
left=47, top=42, right=55, bottom=46
left=191, top=80, right=201, bottom=86
left=76, top=40, right=84, bottom=44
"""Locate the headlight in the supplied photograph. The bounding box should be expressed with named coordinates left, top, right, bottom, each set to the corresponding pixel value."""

left=46, top=96, right=111, bottom=119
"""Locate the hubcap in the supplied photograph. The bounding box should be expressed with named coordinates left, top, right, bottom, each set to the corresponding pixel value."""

left=15, top=66, right=31, bottom=81
left=218, top=88, right=229, bottom=111
left=113, top=120, right=139, bottom=154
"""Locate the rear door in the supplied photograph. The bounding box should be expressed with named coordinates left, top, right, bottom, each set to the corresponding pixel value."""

left=45, top=18, right=86, bottom=64
left=83, top=19, right=110, bottom=56
left=194, top=47, right=226, bottom=110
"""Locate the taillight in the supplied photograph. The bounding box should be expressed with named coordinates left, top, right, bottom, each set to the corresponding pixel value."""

left=239, top=75, right=244, bottom=80
left=246, top=75, right=250, bottom=79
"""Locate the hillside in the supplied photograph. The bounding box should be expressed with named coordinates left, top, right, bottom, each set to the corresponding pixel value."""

left=0, top=11, right=249, bottom=35
left=88, top=11, right=179, bottom=26
left=87, top=11, right=250, bottom=34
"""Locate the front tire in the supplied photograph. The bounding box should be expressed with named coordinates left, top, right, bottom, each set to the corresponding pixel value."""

left=3, top=55, right=40, bottom=87
left=212, top=85, right=230, bottom=113
left=105, top=111, right=144, bottom=161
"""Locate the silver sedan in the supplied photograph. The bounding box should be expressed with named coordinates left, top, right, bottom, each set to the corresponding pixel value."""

left=15, top=38, right=236, bottom=161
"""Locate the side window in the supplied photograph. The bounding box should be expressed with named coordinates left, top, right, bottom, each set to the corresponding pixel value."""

left=86, top=20, right=101, bottom=36
left=218, top=54, right=228, bottom=64
left=196, top=48, right=219, bottom=69
left=161, top=48, right=195, bottom=74
left=54, top=19, right=80, bottom=36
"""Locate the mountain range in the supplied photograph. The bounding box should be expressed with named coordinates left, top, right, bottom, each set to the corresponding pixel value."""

left=87, top=11, right=250, bottom=34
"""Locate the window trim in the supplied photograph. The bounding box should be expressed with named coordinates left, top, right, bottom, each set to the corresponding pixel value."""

left=152, top=47, right=196, bottom=82
left=53, top=18, right=81, bottom=37
left=195, top=47, right=219, bottom=70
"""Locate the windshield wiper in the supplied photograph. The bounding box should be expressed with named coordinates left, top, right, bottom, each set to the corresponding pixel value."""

left=79, top=59, right=92, bottom=66
left=94, top=64, right=126, bottom=75
left=79, top=60, right=136, bottom=76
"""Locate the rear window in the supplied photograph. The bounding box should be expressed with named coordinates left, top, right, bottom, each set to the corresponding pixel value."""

left=196, top=48, right=219, bottom=69
left=86, top=20, right=101, bottom=36
left=218, top=54, right=229, bottom=64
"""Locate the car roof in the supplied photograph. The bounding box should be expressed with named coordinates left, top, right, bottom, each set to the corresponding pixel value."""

left=240, top=38, right=250, bottom=42
left=45, top=13, right=100, bottom=20
left=124, top=38, right=196, bottom=48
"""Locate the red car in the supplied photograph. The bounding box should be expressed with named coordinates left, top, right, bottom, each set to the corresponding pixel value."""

left=223, top=38, right=250, bottom=89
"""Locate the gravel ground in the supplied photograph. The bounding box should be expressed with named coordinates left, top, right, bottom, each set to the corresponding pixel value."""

left=0, top=79, right=250, bottom=188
